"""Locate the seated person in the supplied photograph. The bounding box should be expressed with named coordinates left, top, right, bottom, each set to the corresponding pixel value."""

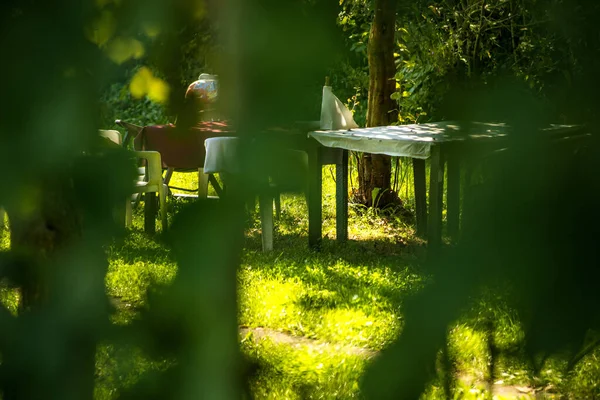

left=183, top=73, right=219, bottom=123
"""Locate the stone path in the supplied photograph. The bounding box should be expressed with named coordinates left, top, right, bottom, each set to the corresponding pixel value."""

left=108, top=297, right=550, bottom=399
left=240, top=326, right=552, bottom=399
left=239, top=326, right=377, bottom=359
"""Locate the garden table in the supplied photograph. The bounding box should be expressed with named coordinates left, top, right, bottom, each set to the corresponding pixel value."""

left=134, top=121, right=233, bottom=195
left=131, top=121, right=233, bottom=232
left=134, top=121, right=233, bottom=170
left=203, top=136, right=278, bottom=252
left=133, top=121, right=325, bottom=234
left=307, top=121, right=588, bottom=249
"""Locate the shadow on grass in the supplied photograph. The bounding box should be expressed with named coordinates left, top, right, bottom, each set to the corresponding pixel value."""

left=242, top=230, right=428, bottom=316
left=125, top=196, right=429, bottom=318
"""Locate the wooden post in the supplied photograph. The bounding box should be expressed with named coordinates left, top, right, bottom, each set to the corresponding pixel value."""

left=446, top=146, right=461, bottom=243
left=259, top=194, right=274, bottom=251
left=144, top=192, right=157, bottom=234
left=428, top=145, right=444, bottom=249
left=413, top=158, right=427, bottom=237
left=336, top=149, right=349, bottom=242
left=274, top=193, right=281, bottom=220
left=308, top=141, right=322, bottom=249
left=125, top=198, right=133, bottom=227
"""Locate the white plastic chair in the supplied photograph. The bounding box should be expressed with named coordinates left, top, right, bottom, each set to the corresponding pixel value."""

left=99, top=130, right=167, bottom=231
left=128, top=151, right=168, bottom=231
left=99, top=129, right=123, bottom=146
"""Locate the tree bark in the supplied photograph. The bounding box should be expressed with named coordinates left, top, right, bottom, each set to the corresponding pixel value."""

left=356, top=0, right=400, bottom=208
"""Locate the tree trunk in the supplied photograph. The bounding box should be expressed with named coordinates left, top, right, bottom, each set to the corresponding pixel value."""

left=355, top=0, right=400, bottom=208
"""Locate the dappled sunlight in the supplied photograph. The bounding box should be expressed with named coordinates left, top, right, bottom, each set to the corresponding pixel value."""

left=315, top=308, right=399, bottom=348
left=0, top=224, right=10, bottom=251
left=105, top=232, right=176, bottom=306
left=239, top=273, right=304, bottom=328
left=348, top=213, right=415, bottom=244
left=2, top=0, right=599, bottom=397
left=238, top=251, right=419, bottom=351
left=243, top=337, right=365, bottom=399
left=238, top=268, right=402, bottom=349
left=449, top=324, right=489, bottom=382
left=4, top=154, right=596, bottom=398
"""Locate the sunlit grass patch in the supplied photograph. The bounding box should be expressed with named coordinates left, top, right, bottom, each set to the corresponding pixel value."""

left=2, top=166, right=599, bottom=399
left=0, top=284, right=19, bottom=315
left=105, top=231, right=176, bottom=306
left=240, top=248, right=421, bottom=351
left=567, top=346, right=600, bottom=398
left=0, top=219, right=10, bottom=250
left=1, top=218, right=18, bottom=314
left=243, top=335, right=366, bottom=399
left=449, top=324, right=489, bottom=382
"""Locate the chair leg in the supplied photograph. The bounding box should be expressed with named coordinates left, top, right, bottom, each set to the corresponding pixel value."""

left=274, top=192, right=281, bottom=220
left=164, top=167, right=174, bottom=186
left=125, top=199, right=133, bottom=227
left=198, top=168, right=209, bottom=199
left=160, top=186, right=168, bottom=231
left=163, top=168, right=174, bottom=197
left=144, top=192, right=157, bottom=234
left=259, top=194, right=273, bottom=252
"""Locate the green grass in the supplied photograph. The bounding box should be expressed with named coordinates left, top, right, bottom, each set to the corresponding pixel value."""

left=242, top=337, right=366, bottom=399
left=105, top=231, right=175, bottom=306
left=1, top=168, right=600, bottom=399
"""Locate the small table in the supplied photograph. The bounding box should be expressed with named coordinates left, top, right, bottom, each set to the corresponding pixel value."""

left=307, top=121, right=588, bottom=249
left=204, top=137, right=276, bottom=251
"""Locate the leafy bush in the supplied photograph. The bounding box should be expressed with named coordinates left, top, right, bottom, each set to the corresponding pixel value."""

left=99, top=71, right=172, bottom=130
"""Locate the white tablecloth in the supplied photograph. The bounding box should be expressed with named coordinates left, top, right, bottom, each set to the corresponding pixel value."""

left=203, top=137, right=240, bottom=174
left=308, top=121, right=583, bottom=159
left=309, top=121, right=511, bottom=159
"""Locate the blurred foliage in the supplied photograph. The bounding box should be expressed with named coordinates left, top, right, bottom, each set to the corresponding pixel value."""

left=0, top=0, right=341, bottom=399
left=0, top=0, right=247, bottom=398
left=100, top=68, right=172, bottom=128
left=98, top=0, right=217, bottom=129
left=1, top=0, right=600, bottom=399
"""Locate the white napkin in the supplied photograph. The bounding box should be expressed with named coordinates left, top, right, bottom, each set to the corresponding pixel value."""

left=319, top=86, right=359, bottom=130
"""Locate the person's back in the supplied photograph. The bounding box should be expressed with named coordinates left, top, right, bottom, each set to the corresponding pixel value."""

left=184, top=73, right=219, bottom=123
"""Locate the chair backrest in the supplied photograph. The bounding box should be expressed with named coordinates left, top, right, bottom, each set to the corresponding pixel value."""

left=99, top=129, right=122, bottom=145
left=133, top=151, right=163, bottom=187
